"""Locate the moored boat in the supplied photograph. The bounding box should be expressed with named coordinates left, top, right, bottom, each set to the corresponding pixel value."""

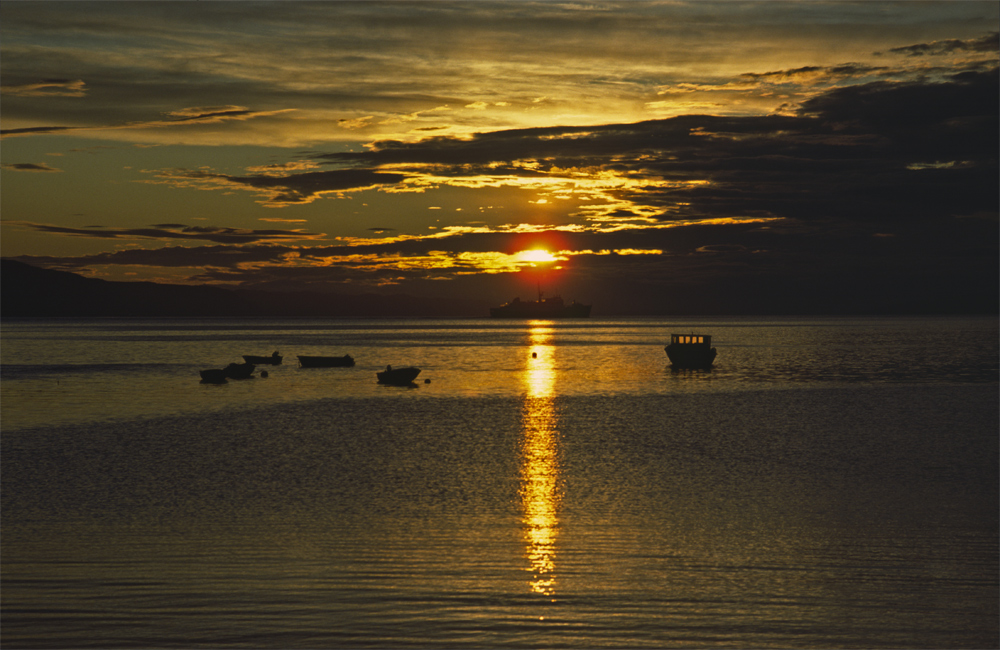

left=665, top=334, right=717, bottom=369
left=298, top=354, right=355, bottom=368
left=243, top=351, right=282, bottom=365
left=376, top=365, right=421, bottom=385
left=199, top=368, right=228, bottom=383
left=223, top=362, right=256, bottom=379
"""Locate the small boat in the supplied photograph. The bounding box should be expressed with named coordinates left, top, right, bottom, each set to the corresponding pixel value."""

left=377, top=366, right=421, bottom=385
left=199, top=368, right=228, bottom=383
left=223, top=362, right=256, bottom=379
left=243, top=351, right=282, bottom=365
left=298, top=354, right=355, bottom=368
left=665, top=333, right=717, bottom=369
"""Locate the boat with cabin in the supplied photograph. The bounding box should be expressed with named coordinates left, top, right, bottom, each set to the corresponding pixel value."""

left=665, top=334, right=717, bottom=368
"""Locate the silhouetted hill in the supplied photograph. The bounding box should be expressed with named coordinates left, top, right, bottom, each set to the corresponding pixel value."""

left=1, top=260, right=490, bottom=318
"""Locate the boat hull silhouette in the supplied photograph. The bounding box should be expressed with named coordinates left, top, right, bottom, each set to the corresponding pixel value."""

left=377, top=367, right=421, bottom=385
left=199, top=368, right=228, bottom=383
left=665, top=334, right=717, bottom=368
left=223, top=362, right=256, bottom=379
left=298, top=355, right=355, bottom=368
left=243, top=353, right=282, bottom=365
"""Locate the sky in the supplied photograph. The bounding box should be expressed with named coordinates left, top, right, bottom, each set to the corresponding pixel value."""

left=2, top=1, right=997, bottom=314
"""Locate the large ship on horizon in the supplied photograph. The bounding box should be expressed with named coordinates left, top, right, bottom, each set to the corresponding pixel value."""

left=489, top=287, right=591, bottom=318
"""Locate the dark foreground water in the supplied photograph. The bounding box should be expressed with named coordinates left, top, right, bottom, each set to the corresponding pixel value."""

left=2, top=317, right=997, bottom=648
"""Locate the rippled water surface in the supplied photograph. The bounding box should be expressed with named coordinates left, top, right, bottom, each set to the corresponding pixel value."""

left=2, top=317, right=997, bottom=648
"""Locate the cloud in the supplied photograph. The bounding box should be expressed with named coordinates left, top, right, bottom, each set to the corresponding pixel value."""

left=1, top=162, right=62, bottom=172
left=140, top=168, right=408, bottom=205
left=0, top=79, right=86, bottom=97
left=108, top=67, right=997, bottom=238
left=0, top=105, right=293, bottom=139
left=739, top=64, right=891, bottom=83
left=298, top=67, right=998, bottom=228
left=2, top=6, right=995, bottom=147
left=244, top=161, right=321, bottom=175
left=165, top=106, right=258, bottom=122
left=14, top=66, right=995, bottom=256
left=886, top=32, right=999, bottom=57
left=8, top=222, right=328, bottom=244
left=0, top=126, right=78, bottom=137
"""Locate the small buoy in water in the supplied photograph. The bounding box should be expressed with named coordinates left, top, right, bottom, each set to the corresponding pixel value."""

left=260, top=370, right=268, bottom=378
left=424, top=378, right=431, bottom=384
left=532, top=352, right=537, bottom=358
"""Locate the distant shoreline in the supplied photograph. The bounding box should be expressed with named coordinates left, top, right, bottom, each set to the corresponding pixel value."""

left=3, top=259, right=996, bottom=318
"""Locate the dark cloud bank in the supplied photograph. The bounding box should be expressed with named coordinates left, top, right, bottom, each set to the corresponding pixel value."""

left=10, top=68, right=998, bottom=315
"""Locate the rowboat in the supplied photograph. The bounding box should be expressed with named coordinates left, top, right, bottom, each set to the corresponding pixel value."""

left=223, top=362, right=256, bottom=379
left=243, top=352, right=282, bottom=365
left=376, top=366, right=421, bottom=385
left=199, top=368, right=228, bottom=383
left=298, top=354, right=355, bottom=368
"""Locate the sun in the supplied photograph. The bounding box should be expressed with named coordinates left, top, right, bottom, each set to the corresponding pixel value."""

left=515, top=249, right=558, bottom=264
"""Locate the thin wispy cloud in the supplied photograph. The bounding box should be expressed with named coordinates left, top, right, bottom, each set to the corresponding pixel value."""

left=8, top=222, right=328, bottom=245
left=0, top=78, right=86, bottom=97
left=1, top=162, right=62, bottom=172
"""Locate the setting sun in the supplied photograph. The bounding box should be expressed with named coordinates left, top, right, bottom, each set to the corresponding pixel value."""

left=515, top=249, right=558, bottom=264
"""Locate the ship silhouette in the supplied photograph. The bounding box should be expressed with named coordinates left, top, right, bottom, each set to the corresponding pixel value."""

left=490, top=285, right=591, bottom=318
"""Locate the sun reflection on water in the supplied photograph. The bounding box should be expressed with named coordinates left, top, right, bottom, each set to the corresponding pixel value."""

left=519, top=323, right=561, bottom=597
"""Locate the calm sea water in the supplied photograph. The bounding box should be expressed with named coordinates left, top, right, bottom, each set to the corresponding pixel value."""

left=2, top=317, right=997, bottom=648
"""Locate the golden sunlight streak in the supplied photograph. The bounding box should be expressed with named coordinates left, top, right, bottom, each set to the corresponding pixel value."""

left=519, top=324, right=561, bottom=597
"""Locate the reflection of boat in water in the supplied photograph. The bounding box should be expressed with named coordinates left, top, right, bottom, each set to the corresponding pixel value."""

left=298, top=354, right=355, bottom=368
left=223, top=362, right=256, bottom=379
left=490, top=287, right=590, bottom=318
left=243, top=351, right=282, bottom=365
left=377, top=366, right=421, bottom=385
left=665, top=334, right=717, bottom=368
left=199, top=368, right=228, bottom=383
